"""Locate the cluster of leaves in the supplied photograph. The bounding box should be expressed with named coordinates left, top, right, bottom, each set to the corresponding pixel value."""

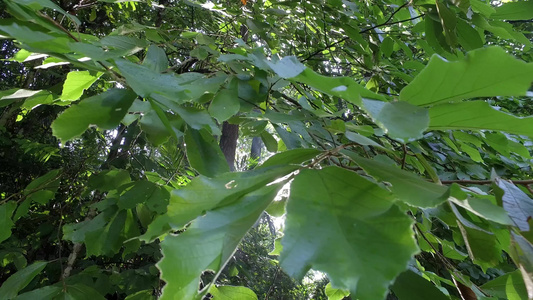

left=1, top=0, right=533, bottom=299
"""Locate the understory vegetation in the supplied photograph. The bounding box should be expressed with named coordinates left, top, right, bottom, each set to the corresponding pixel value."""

left=1, top=0, right=533, bottom=299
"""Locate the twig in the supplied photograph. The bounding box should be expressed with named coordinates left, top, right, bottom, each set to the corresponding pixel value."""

left=302, top=2, right=423, bottom=62
left=401, top=144, right=407, bottom=169
left=440, top=179, right=533, bottom=185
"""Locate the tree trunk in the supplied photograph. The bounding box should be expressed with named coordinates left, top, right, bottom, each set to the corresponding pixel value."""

left=219, top=121, right=239, bottom=171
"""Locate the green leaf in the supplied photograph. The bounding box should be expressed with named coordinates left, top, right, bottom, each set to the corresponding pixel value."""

left=266, top=56, right=306, bottom=78
left=391, top=270, right=450, bottom=300
left=88, top=169, right=131, bottom=192
left=0, top=202, right=17, bottom=244
left=428, top=101, right=533, bottom=137
left=158, top=183, right=284, bottom=300
left=436, top=0, right=457, bottom=46
left=363, top=99, right=429, bottom=142
left=400, top=47, right=533, bottom=106
left=456, top=19, right=483, bottom=51
left=260, top=131, right=278, bottom=153
left=85, top=209, right=127, bottom=256
left=495, top=179, right=533, bottom=231
left=63, top=211, right=108, bottom=243
left=15, top=285, right=63, bottom=300
left=12, top=0, right=80, bottom=25
left=115, top=59, right=194, bottom=102
left=52, top=89, right=137, bottom=143
left=457, top=218, right=503, bottom=272
left=100, top=35, right=148, bottom=55
left=448, top=184, right=513, bottom=226
left=481, top=270, right=529, bottom=300
left=345, top=153, right=448, bottom=208
left=210, top=285, right=258, bottom=300
left=293, top=68, right=385, bottom=106
left=0, top=261, right=47, bottom=299
left=60, top=71, right=102, bottom=101
left=208, top=88, right=240, bottom=122
left=259, top=148, right=321, bottom=169
left=118, top=181, right=169, bottom=214
left=492, top=0, right=533, bottom=21
left=143, top=45, right=169, bottom=73
left=265, top=198, right=286, bottom=217
left=141, top=166, right=297, bottom=242
left=280, top=167, right=418, bottom=300
left=185, top=127, right=230, bottom=177
left=325, top=282, right=350, bottom=300
left=508, top=232, right=533, bottom=300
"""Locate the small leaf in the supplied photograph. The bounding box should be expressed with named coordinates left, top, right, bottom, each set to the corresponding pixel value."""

left=363, top=99, right=429, bottom=142
left=143, top=45, right=168, bottom=73
left=52, top=89, right=137, bottom=143
left=0, top=202, right=17, bottom=244
left=0, top=261, right=47, bottom=299
left=185, top=127, right=230, bottom=177
left=266, top=56, right=306, bottom=78
left=60, top=71, right=102, bottom=101
left=495, top=179, right=533, bottom=231
left=259, top=148, right=321, bottom=169
left=210, top=285, right=258, bottom=300
left=209, top=88, right=240, bottom=122
left=325, top=282, right=350, bottom=300
left=260, top=131, right=278, bottom=153
left=293, top=68, right=385, bottom=106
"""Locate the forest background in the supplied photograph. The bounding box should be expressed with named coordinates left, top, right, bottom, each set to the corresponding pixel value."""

left=1, top=0, right=533, bottom=299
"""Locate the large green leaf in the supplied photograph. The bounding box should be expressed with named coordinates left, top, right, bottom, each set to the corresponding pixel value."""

left=140, top=165, right=297, bottom=242
left=157, top=183, right=284, bottom=300
left=60, top=71, right=102, bottom=101
left=492, top=0, right=533, bottom=21
left=280, top=167, right=418, bottom=300
left=345, top=153, right=448, bottom=208
left=428, top=101, right=533, bottom=137
left=391, top=270, right=449, bottom=300
left=184, top=127, right=230, bottom=177
left=362, top=99, right=429, bottom=142
left=400, top=47, right=533, bottom=106
left=0, top=261, right=47, bottom=299
left=51, top=88, right=137, bottom=142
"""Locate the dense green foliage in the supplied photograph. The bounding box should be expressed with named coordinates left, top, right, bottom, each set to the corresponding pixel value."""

left=1, top=0, right=533, bottom=299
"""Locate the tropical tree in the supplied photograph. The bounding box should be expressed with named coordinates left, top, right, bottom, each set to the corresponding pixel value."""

left=0, top=0, right=533, bottom=299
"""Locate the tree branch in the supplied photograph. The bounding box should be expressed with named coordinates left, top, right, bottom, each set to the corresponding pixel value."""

left=302, top=2, right=423, bottom=62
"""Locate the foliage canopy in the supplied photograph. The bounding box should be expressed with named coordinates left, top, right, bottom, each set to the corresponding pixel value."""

left=1, top=0, right=533, bottom=299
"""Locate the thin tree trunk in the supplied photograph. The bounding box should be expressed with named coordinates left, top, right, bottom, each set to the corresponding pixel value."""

left=219, top=122, right=239, bottom=171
